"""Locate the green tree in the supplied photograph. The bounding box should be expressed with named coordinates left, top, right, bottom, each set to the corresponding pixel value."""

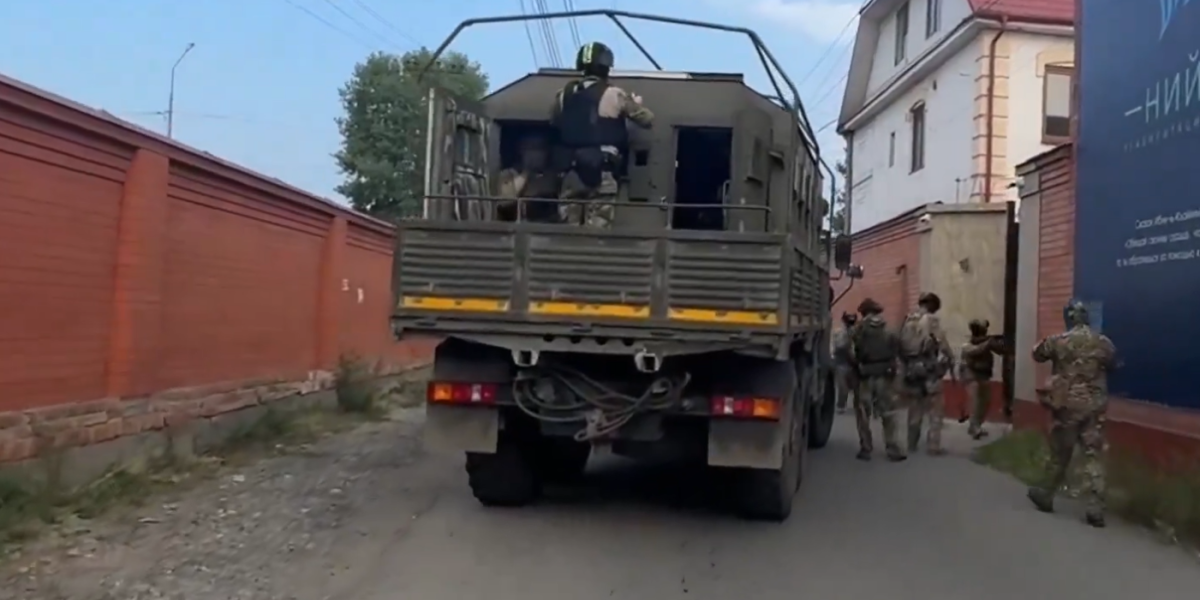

left=335, top=48, right=489, bottom=219
left=829, top=159, right=848, bottom=234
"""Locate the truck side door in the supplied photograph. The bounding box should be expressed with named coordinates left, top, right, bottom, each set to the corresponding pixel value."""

left=423, top=88, right=500, bottom=221
left=728, top=108, right=774, bottom=232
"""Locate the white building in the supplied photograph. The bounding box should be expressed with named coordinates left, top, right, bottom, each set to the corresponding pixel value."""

left=837, top=0, right=1075, bottom=233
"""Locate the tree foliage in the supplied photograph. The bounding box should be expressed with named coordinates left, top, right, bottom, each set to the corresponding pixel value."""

left=829, top=159, right=848, bottom=234
left=334, top=49, right=489, bottom=219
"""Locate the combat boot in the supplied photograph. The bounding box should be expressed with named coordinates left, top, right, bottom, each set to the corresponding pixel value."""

left=1084, top=512, right=1106, bottom=528
left=1026, top=487, right=1055, bottom=513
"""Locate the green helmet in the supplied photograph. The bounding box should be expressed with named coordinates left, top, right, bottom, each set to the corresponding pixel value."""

left=575, top=41, right=614, bottom=73
left=1063, top=299, right=1089, bottom=328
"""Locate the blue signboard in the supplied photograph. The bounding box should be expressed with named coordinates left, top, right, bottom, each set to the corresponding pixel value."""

left=1076, top=0, right=1200, bottom=408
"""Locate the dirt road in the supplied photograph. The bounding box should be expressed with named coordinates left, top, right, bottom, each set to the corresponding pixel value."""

left=4, top=411, right=1198, bottom=600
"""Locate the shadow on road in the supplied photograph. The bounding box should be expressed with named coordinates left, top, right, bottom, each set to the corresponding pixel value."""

left=532, top=433, right=866, bottom=518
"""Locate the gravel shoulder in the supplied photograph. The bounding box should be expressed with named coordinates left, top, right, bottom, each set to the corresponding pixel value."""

left=1, top=406, right=437, bottom=600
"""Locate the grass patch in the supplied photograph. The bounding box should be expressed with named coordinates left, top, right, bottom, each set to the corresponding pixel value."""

left=976, top=430, right=1200, bottom=545
left=335, top=353, right=382, bottom=415
left=0, top=404, right=375, bottom=553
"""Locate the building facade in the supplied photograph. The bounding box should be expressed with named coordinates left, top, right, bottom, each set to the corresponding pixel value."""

left=837, top=0, right=1075, bottom=233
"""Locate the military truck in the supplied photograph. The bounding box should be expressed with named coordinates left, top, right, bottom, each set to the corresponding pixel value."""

left=391, top=10, right=857, bottom=521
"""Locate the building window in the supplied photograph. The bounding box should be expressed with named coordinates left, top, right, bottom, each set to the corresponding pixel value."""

left=894, top=2, right=909, bottom=65
left=888, top=132, right=896, bottom=167
left=910, top=102, right=926, bottom=173
left=1043, top=64, right=1074, bottom=143
left=926, top=0, right=941, bottom=38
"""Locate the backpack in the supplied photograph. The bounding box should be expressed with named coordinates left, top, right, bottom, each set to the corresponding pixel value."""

left=899, top=312, right=934, bottom=357
left=898, top=312, right=936, bottom=381
left=853, top=318, right=896, bottom=376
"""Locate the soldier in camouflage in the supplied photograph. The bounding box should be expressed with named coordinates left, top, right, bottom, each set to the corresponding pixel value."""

left=898, top=292, right=954, bottom=455
left=496, top=135, right=561, bottom=223
left=959, top=318, right=1006, bottom=439
left=552, top=41, right=654, bottom=228
left=1027, top=299, right=1118, bottom=528
left=831, top=311, right=858, bottom=414
left=849, top=298, right=905, bottom=462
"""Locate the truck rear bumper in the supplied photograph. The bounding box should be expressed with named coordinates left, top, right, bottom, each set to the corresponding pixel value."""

left=424, top=402, right=787, bottom=469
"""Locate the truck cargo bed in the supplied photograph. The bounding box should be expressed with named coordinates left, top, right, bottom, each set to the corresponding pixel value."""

left=391, top=221, right=825, bottom=344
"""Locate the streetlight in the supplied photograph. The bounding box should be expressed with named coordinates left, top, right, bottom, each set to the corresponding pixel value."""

left=167, top=42, right=196, bottom=138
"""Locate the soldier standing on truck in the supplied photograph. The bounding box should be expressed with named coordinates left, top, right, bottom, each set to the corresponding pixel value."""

left=898, top=292, right=954, bottom=455
left=552, top=41, right=654, bottom=228
left=1027, top=300, right=1118, bottom=528
left=959, top=318, right=1006, bottom=439
left=849, top=299, right=905, bottom=462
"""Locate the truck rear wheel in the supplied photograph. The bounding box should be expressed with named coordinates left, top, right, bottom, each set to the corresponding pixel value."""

left=736, top=363, right=807, bottom=521
left=534, top=438, right=591, bottom=484
left=465, top=438, right=540, bottom=507
left=808, top=369, right=837, bottom=449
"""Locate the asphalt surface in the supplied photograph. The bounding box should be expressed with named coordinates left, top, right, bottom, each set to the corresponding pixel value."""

left=340, top=417, right=1200, bottom=600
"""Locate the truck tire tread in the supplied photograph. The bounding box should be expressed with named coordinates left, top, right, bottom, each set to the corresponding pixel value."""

left=465, top=439, right=540, bottom=507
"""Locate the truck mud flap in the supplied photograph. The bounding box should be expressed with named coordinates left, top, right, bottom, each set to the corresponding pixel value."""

left=424, top=404, right=499, bottom=454
left=707, top=419, right=788, bottom=469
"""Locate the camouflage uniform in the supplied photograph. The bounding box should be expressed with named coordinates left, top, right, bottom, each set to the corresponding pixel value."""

left=831, top=324, right=856, bottom=413
left=959, top=323, right=1005, bottom=438
left=898, top=307, right=953, bottom=454
left=552, top=77, right=654, bottom=227
left=849, top=310, right=904, bottom=461
left=1027, top=301, right=1117, bottom=527
left=496, top=168, right=561, bottom=223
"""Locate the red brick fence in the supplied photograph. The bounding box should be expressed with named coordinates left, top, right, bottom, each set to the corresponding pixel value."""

left=0, top=74, right=432, bottom=467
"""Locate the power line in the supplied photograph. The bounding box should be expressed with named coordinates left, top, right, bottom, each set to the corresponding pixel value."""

left=319, top=0, right=400, bottom=50
left=534, top=0, right=564, bottom=67
left=812, top=72, right=848, bottom=110
left=563, top=0, right=582, bottom=49
left=518, top=0, right=542, bottom=66
left=797, top=13, right=859, bottom=88
left=347, top=0, right=423, bottom=48
left=281, top=0, right=376, bottom=51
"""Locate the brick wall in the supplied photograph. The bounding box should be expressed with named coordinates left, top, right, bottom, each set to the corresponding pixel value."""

left=832, top=207, right=924, bottom=324
left=1033, top=148, right=1076, bottom=386
left=0, top=75, right=432, bottom=463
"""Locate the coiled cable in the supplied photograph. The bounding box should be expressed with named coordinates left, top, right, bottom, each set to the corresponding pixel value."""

left=512, top=365, right=690, bottom=442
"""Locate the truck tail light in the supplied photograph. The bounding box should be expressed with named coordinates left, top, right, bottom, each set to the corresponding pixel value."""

left=427, top=381, right=498, bottom=405
left=709, top=395, right=781, bottom=420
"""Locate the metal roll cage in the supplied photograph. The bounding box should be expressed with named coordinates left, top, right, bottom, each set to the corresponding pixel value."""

left=419, top=8, right=848, bottom=236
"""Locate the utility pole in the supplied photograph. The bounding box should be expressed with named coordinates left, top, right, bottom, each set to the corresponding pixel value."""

left=167, top=42, right=196, bottom=139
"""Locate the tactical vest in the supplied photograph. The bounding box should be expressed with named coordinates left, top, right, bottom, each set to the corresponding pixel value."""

left=853, top=320, right=896, bottom=377
left=554, top=79, right=628, bottom=149
left=963, top=335, right=996, bottom=377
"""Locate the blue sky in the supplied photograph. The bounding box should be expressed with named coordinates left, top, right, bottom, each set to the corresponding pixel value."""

left=1, top=0, right=859, bottom=204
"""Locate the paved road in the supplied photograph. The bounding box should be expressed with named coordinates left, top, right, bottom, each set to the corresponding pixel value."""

left=7, top=413, right=1198, bottom=600
left=335, top=418, right=1200, bottom=600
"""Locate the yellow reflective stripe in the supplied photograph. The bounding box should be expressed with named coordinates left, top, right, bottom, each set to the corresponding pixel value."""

left=401, top=296, right=509, bottom=312
left=529, top=302, right=649, bottom=318
left=668, top=308, right=779, bottom=325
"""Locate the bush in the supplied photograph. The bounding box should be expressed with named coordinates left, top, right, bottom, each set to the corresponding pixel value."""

left=335, top=353, right=378, bottom=414
left=976, top=430, right=1200, bottom=545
